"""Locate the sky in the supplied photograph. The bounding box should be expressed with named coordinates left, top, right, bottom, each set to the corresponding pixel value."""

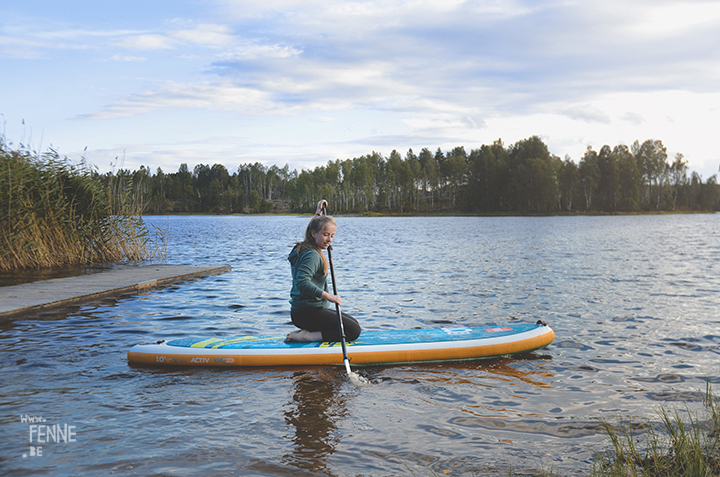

left=2, top=0, right=720, bottom=179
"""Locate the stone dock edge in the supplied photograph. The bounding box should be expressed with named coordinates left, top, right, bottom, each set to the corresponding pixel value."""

left=0, top=264, right=232, bottom=320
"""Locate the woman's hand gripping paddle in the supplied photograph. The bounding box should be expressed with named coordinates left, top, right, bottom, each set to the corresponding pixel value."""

left=322, top=203, right=355, bottom=378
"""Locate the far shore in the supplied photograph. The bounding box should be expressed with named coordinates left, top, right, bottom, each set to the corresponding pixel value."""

left=140, top=209, right=717, bottom=217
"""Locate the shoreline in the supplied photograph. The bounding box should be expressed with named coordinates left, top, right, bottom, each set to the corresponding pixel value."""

left=140, top=209, right=717, bottom=217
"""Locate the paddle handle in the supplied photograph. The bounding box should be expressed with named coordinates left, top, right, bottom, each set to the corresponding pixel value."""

left=322, top=204, right=351, bottom=371
left=327, top=244, right=348, bottom=343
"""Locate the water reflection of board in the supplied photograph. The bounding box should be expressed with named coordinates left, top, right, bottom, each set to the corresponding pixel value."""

left=127, top=322, right=554, bottom=367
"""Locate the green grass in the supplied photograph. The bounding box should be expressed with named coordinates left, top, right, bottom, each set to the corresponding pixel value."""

left=1, top=144, right=154, bottom=271
left=592, top=383, right=720, bottom=477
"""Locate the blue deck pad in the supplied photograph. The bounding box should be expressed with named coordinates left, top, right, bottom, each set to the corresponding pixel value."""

left=166, top=323, right=539, bottom=350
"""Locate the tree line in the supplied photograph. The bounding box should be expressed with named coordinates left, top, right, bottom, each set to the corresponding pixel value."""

left=99, top=136, right=720, bottom=214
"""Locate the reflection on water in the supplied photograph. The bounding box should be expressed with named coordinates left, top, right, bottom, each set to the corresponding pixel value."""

left=283, top=371, right=346, bottom=474
left=1, top=214, right=719, bottom=476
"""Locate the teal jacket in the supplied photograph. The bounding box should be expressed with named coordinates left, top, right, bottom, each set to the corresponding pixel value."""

left=288, top=244, right=329, bottom=310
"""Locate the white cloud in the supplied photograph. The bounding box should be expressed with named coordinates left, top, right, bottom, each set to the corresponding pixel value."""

left=76, top=81, right=276, bottom=119
left=0, top=34, right=46, bottom=58
left=403, top=114, right=486, bottom=132
left=3, top=20, right=239, bottom=54
left=219, top=43, right=303, bottom=60
left=630, top=1, right=720, bottom=37
left=171, top=23, right=235, bottom=47
left=119, top=34, right=176, bottom=50
left=620, top=112, right=645, bottom=125
left=110, top=54, right=147, bottom=62
left=116, top=23, right=236, bottom=50
left=561, top=105, right=612, bottom=124
left=461, top=116, right=487, bottom=129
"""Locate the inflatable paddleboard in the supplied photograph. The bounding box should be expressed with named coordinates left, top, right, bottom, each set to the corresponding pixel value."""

left=127, top=321, right=554, bottom=367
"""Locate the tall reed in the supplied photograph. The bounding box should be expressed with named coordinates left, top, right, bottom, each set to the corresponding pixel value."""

left=1, top=143, right=153, bottom=271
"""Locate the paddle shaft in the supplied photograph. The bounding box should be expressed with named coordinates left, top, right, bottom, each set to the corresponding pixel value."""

left=322, top=204, right=351, bottom=373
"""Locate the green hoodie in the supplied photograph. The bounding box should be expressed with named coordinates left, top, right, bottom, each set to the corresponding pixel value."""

left=288, top=244, right=329, bottom=310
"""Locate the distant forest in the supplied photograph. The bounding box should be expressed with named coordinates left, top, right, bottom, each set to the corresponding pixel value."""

left=100, top=136, right=720, bottom=214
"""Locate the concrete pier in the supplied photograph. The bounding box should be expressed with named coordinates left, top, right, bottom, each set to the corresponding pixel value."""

left=0, top=264, right=231, bottom=319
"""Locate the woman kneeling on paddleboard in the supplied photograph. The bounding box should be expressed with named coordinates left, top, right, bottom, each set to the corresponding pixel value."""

left=285, top=200, right=362, bottom=343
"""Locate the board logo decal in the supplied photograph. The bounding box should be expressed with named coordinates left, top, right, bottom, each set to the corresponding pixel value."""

left=484, top=327, right=513, bottom=332
left=155, top=356, right=188, bottom=364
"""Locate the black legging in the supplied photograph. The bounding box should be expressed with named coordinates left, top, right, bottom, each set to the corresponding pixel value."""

left=291, top=307, right=362, bottom=342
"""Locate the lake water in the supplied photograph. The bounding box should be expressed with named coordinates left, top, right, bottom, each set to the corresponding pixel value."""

left=2, top=214, right=719, bottom=476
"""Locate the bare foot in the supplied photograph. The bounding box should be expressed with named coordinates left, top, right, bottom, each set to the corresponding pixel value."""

left=285, top=329, right=323, bottom=342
